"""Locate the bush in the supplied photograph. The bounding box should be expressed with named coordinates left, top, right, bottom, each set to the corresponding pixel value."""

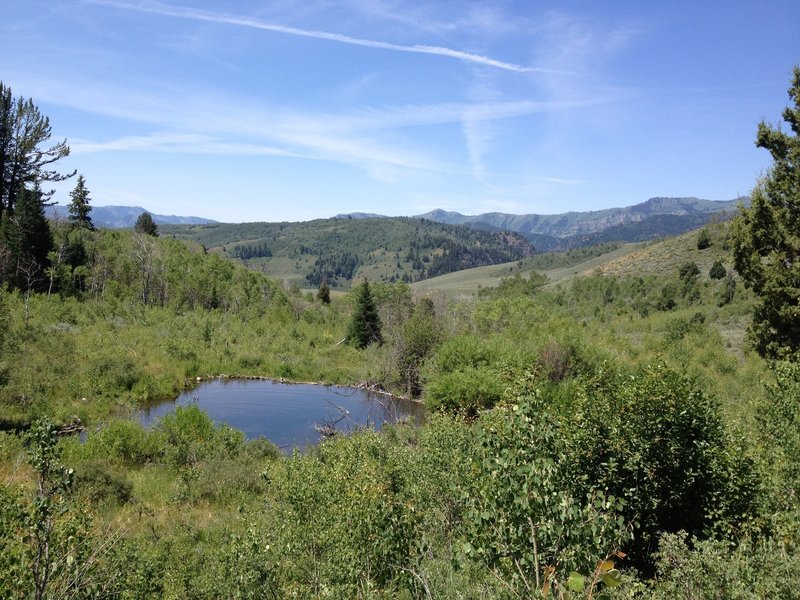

left=567, top=365, right=761, bottom=572
left=75, top=464, right=133, bottom=504
left=651, top=532, right=800, bottom=599
left=424, top=367, right=505, bottom=414
left=432, top=334, right=495, bottom=373
left=663, top=312, right=706, bottom=344
left=709, top=260, right=727, bottom=280
left=156, top=405, right=245, bottom=466
left=270, top=431, right=419, bottom=596
left=759, top=361, right=800, bottom=505
left=697, top=228, right=712, bottom=249
left=78, top=419, right=162, bottom=466
left=465, top=393, right=630, bottom=596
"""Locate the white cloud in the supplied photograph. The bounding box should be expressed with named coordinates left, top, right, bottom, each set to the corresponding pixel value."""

left=89, top=0, right=553, bottom=73
left=70, top=132, right=304, bottom=157
left=16, top=70, right=599, bottom=180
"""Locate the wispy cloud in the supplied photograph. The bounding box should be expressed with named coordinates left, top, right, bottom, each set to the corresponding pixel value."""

left=89, top=0, right=557, bottom=74
left=18, top=70, right=597, bottom=172
left=71, top=132, right=305, bottom=157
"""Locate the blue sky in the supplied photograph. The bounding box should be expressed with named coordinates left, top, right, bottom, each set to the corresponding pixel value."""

left=2, top=1, right=798, bottom=222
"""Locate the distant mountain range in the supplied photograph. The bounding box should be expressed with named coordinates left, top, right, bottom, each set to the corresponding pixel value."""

left=46, top=196, right=746, bottom=253
left=415, top=197, right=745, bottom=250
left=336, top=197, right=747, bottom=251
left=46, top=205, right=217, bottom=228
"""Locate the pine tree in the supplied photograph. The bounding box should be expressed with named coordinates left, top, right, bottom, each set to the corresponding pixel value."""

left=731, top=66, right=800, bottom=358
left=67, top=174, right=94, bottom=230
left=696, top=228, right=712, bottom=249
left=134, top=211, right=159, bottom=237
left=1, top=183, right=53, bottom=291
left=0, top=82, right=74, bottom=224
left=346, top=280, right=382, bottom=349
left=317, top=279, right=331, bottom=304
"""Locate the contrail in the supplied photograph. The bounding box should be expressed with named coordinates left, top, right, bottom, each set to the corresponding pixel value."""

left=89, top=0, right=552, bottom=74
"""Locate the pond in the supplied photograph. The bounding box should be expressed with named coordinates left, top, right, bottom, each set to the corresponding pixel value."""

left=138, top=379, right=424, bottom=451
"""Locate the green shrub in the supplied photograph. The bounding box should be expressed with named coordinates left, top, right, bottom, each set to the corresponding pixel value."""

left=424, top=367, right=505, bottom=413
left=709, top=260, right=727, bottom=279
left=759, top=361, right=800, bottom=506
left=567, top=365, right=761, bottom=572
left=78, top=419, right=162, bottom=466
left=75, top=463, right=133, bottom=504
left=650, top=532, right=800, bottom=599
left=433, top=334, right=496, bottom=372
left=697, top=228, right=712, bottom=249
left=157, top=405, right=243, bottom=466
left=465, top=393, right=630, bottom=597
left=270, top=431, right=419, bottom=596
left=663, top=312, right=706, bottom=344
left=89, top=354, right=142, bottom=394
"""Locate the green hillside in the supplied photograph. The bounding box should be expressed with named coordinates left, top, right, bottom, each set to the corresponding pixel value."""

left=413, top=223, right=734, bottom=296
left=162, top=217, right=534, bottom=289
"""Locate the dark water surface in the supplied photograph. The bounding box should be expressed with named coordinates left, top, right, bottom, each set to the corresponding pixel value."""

left=138, top=379, right=424, bottom=450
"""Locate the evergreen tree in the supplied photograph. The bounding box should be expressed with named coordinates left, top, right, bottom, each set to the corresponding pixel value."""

left=0, top=82, right=74, bottom=224
left=67, top=174, right=94, bottom=230
left=134, top=211, right=158, bottom=237
left=708, top=260, right=726, bottom=280
left=696, top=228, right=712, bottom=249
left=1, top=183, right=53, bottom=291
left=731, top=66, right=800, bottom=358
left=346, top=280, right=382, bottom=349
left=317, top=279, right=331, bottom=304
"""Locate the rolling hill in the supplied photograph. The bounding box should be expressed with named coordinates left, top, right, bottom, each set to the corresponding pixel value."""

left=161, top=217, right=535, bottom=289
left=411, top=222, right=737, bottom=297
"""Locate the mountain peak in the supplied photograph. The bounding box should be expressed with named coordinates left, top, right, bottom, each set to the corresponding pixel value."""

left=46, top=205, right=217, bottom=228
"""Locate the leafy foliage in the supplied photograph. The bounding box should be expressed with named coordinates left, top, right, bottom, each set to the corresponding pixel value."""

left=466, top=390, right=630, bottom=597
left=567, top=365, right=761, bottom=571
left=697, top=227, right=712, bottom=249
left=650, top=532, right=800, bottom=599
left=709, top=259, right=726, bottom=279
left=316, top=279, right=331, bottom=304
left=758, top=361, right=800, bottom=506
left=0, top=419, right=97, bottom=599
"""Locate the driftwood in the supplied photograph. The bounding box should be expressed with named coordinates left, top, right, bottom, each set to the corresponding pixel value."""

left=313, top=399, right=352, bottom=439
left=57, top=417, right=85, bottom=436
left=313, top=423, right=338, bottom=438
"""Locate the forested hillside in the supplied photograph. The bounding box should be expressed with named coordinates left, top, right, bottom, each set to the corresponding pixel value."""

left=162, top=217, right=534, bottom=288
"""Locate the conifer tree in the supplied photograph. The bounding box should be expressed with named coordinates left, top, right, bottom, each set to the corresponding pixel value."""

left=0, top=82, right=74, bottom=224
left=346, top=280, right=382, bottom=349
left=67, top=174, right=94, bottom=230
left=1, top=183, right=53, bottom=291
left=731, top=66, right=800, bottom=358
left=134, top=211, right=158, bottom=237
left=317, top=279, right=331, bottom=304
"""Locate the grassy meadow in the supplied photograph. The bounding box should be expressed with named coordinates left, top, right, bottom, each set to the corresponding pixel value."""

left=2, top=220, right=800, bottom=598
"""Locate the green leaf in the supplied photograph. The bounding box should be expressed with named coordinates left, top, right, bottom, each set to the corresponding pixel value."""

left=602, top=568, right=622, bottom=587
left=566, top=571, right=585, bottom=592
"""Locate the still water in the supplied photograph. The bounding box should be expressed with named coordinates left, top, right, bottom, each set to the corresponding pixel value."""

left=138, top=379, right=424, bottom=451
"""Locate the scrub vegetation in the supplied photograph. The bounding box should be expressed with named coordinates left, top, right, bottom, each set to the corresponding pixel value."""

left=1, top=70, right=800, bottom=597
